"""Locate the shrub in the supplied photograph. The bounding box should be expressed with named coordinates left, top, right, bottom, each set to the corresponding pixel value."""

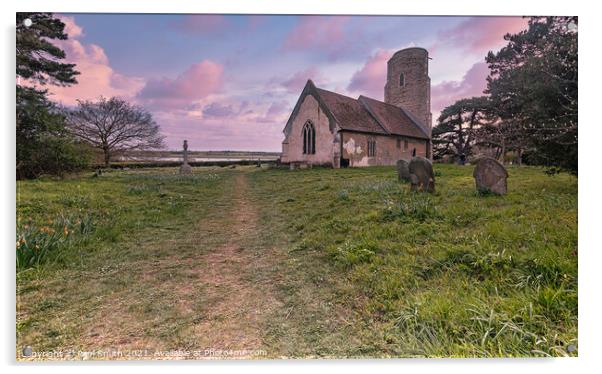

left=17, top=87, right=92, bottom=179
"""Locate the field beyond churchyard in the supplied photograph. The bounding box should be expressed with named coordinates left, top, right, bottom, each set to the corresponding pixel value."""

left=16, top=164, right=577, bottom=359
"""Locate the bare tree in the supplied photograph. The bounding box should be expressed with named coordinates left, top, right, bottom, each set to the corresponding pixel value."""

left=65, top=97, right=165, bottom=166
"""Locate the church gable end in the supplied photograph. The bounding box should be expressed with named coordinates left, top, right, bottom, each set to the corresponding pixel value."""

left=282, top=80, right=338, bottom=142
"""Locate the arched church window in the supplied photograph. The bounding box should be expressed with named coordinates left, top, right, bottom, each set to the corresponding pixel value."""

left=367, top=137, right=376, bottom=157
left=302, top=121, right=316, bottom=155
left=399, top=73, right=405, bottom=87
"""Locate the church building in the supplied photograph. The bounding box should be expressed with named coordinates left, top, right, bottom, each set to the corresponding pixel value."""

left=281, top=47, right=432, bottom=168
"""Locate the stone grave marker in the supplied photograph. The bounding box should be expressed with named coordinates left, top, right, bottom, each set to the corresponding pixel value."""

left=409, top=156, right=435, bottom=192
left=473, top=157, right=508, bottom=195
left=396, top=159, right=410, bottom=182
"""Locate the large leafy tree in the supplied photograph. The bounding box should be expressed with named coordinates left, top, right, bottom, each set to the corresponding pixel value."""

left=16, top=12, right=86, bottom=179
left=16, top=12, right=79, bottom=86
left=486, top=16, right=577, bottom=173
left=65, top=97, right=166, bottom=167
left=432, top=96, right=493, bottom=164
left=473, top=119, right=525, bottom=163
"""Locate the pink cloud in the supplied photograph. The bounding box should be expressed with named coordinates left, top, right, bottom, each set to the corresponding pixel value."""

left=172, top=14, right=228, bottom=34
left=431, top=62, right=490, bottom=116
left=59, top=15, right=83, bottom=38
left=282, top=16, right=351, bottom=57
left=137, top=60, right=224, bottom=110
left=433, top=17, right=529, bottom=55
left=347, top=49, right=393, bottom=99
left=281, top=67, right=324, bottom=93
left=46, top=15, right=145, bottom=105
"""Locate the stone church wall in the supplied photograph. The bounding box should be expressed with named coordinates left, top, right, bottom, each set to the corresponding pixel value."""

left=281, top=94, right=335, bottom=166
left=340, top=131, right=427, bottom=167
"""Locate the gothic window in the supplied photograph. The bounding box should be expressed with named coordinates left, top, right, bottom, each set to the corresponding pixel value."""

left=367, top=137, right=376, bottom=157
left=302, top=121, right=316, bottom=155
left=399, top=73, right=405, bottom=87
left=396, top=138, right=401, bottom=149
left=404, top=139, right=409, bottom=150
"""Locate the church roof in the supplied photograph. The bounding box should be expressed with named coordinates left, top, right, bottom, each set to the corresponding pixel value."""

left=357, top=95, right=430, bottom=139
left=314, top=88, right=386, bottom=135
left=289, top=80, right=429, bottom=140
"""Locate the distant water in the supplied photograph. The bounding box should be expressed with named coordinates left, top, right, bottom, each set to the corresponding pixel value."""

left=118, top=156, right=278, bottom=162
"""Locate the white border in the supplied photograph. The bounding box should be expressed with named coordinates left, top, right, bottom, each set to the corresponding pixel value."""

left=2, top=1, right=599, bottom=373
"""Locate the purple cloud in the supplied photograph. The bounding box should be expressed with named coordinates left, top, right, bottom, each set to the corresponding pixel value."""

left=347, top=49, right=392, bottom=100
left=431, top=62, right=490, bottom=114
left=202, top=102, right=236, bottom=118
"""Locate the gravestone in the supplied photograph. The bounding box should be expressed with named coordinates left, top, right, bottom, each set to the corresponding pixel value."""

left=179, top=139, right=192, bottom=175
left=473, top=157, right=508, bottom=195
left=409, top=156, right=435, bottom=192
left=396, top=159, right=410, bottom=182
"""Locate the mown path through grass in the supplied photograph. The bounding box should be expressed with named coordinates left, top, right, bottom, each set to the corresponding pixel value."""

left=183, top=173, right=284, bottom=354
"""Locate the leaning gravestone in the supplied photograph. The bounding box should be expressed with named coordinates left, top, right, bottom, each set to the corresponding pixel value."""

left=179, top=139, right=192, bottom=175
left=409, top=157, right=435, bottom=192
left=396, top=159, right=410, bottom=182
left=473, top=157, right=508, bottom=195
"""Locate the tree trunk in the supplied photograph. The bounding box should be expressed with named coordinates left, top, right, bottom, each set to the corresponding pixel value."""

left=103, top=149, right=111, bottom=167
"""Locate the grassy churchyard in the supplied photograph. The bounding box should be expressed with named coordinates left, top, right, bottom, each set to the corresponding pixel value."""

left=16, top=164, right=577, bottom=358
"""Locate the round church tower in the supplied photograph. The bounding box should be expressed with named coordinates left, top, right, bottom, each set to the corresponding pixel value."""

left=384, top=47, right=432, bottom=136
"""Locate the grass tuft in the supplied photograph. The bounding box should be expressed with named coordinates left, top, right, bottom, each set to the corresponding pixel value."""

left=16, top=212, right=95, bottom=270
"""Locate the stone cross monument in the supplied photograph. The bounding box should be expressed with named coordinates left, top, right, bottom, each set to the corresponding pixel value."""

left=179, top=139, right=192, bottom=175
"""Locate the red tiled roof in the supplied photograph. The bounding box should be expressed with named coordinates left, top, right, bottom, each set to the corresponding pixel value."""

left=358, top=95, right=429, bottom=139
left=314, top=85, right=429, bottom=140
left=315, top=88, right=386, bottom=135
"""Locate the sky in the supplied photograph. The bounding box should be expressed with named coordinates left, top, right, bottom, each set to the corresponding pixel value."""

left=45, top=14, right=529, bottom=151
